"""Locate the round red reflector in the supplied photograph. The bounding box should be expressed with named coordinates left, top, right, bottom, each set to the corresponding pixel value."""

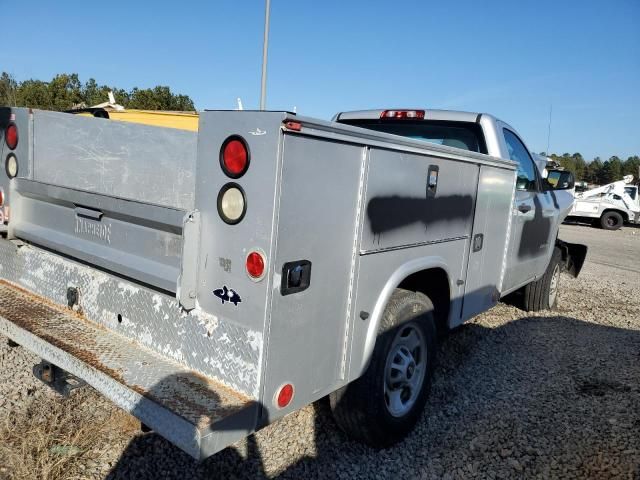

left=221, top=137, right=249, bottom=178
left=5, top=123, right=18, bottom=150
left=246, top=251, right=265, bottom=279
left=276, top=383, right=294, bottom=409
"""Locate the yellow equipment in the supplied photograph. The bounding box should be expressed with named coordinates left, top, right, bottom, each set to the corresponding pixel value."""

left=74, top=108, right=199, bottom=132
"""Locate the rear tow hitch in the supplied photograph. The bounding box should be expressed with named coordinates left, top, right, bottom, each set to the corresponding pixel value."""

left=32, top=360, right=86, bottom=396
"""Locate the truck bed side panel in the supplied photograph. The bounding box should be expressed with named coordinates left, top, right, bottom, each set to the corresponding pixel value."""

left=31, top=110, right=197, bottom=210
left=350, top=240, right=468, bottom=377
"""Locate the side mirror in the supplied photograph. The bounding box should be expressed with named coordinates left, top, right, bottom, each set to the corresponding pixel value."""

left=545, top=170, right=575, bottom=191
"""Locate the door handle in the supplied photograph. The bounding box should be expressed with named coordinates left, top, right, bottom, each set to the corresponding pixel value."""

left=75, top=206, right=104, bottom=220
left=517, top=204, right=532, bottom=213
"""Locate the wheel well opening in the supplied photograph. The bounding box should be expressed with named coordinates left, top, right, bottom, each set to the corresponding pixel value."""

left=398, top=268, right=451, bottom=334
left=602, top=209, right=627, bottom=222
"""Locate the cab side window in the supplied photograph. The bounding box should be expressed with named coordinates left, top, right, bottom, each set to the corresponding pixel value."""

left=503, top=129, right=537, bottom=191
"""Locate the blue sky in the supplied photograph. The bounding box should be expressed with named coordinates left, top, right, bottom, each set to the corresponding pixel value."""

left=2, top=0, right=638, bottom=160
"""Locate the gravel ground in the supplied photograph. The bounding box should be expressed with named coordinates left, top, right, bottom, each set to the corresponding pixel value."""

left=1, top=223, right=639, bottom=479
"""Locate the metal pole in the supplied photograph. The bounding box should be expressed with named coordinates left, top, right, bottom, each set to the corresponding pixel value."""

left=546, top=103, right=552, bottom=154
left=260, top=0, right=271, bottom=110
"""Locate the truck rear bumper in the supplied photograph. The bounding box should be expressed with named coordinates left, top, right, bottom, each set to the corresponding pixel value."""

left=0, top=279, right=258, bottom=460
left=0, top=238, right=262, bottom=399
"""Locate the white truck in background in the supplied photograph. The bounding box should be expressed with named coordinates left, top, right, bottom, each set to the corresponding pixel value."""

left=567, top=175, right=640, bottom=230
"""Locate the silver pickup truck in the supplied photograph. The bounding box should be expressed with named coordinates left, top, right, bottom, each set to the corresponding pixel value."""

left=0, top=106, right=586, bottom=460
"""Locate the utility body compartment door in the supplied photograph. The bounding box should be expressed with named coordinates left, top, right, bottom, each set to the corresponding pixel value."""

left=264, top=134, right=363, bottom=414
left=461, top=166, right=515, bottom=321
left=361, top=149, right=478, bottom=253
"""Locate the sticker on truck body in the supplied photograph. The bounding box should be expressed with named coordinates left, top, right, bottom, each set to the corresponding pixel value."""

left=213, top=285, right=242, bottom=306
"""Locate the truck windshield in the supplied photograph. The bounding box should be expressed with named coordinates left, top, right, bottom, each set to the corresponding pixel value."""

left=338, top=120, right=487, bottom=154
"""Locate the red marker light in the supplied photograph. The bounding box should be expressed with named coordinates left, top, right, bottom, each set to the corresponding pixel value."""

left=5, top=123, right=18, bottom=150
left=220, top=136, right=249, bottom=178
left=0, top=187, right=4, bottom=207
left=276, top=383, right=294, bottom=409
left=380, top=110, right=425, bottom=120
left=284, top=121, right=302, bottom=131
left=246, top=251, right=265, bottom=279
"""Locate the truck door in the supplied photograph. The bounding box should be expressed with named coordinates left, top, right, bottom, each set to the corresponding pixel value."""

left=501, top=128, right=555, bottom=292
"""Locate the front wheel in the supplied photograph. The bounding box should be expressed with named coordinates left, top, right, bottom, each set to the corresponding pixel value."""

left=523, top=247, right=562, bottom=312
left=329, top=289, right=436, bottom=448
left=600, top=211, right=623, bottom=230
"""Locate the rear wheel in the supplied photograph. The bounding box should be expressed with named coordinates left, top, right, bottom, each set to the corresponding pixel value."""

left=329, top=289, right=436, bottom=447
left=523, top=247, right=562, bottom=312
left=600, top=211, right=623, bottom=230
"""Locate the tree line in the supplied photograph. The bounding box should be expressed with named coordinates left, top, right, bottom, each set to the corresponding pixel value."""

left=541, top=152, right=640, bottom=185
left=1, top=72, right=637, bottom=185
left=0, top=72, right=195, bottom=112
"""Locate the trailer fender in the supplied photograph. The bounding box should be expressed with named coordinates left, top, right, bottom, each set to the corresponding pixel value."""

left=556, top=239, right=588, bottom=278
left=358, top=256, right=453, bottom=375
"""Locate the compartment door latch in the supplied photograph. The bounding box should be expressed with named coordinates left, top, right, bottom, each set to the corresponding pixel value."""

left=281, top=260, right=312, bottom=296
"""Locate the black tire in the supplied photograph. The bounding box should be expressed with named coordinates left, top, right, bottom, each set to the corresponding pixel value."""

left=523, top=247, right=562, bottom=312
left=329, top=289, right=437, bottom=448
left=600, top=211, right=623, bottom=230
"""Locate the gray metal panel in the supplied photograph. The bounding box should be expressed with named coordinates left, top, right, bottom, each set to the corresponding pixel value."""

left=193, top=111, right=285, bottom=335
left=31, top=109, right=197, bottom=210
left=362, top=148, right=478, bottom=252
left=349, top=240, right=468, bottom=379
left=263, top=134, right=364, bottom=419
left=191, top=111, right=289, bottom=408
left=9, top=179, right=185, bottom=293
left=460, top=166, right=516, bottom=322
left=0, top=239, right=261, bottom=398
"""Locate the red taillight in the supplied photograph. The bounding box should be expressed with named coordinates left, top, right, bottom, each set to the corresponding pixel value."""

left=276, top=383, right=294, bottom=409
left=5, top=123, right=18, bottom=150
left=220, top=136, right=249, bottom=178
left=0, top=187, right=4, bottom=207
left=380, top=110, right=425, bottom=119
left=246, top=251, right=265, bottom=279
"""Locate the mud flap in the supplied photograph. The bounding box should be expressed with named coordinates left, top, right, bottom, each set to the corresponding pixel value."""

left=556, top=240, right=587, bottom=278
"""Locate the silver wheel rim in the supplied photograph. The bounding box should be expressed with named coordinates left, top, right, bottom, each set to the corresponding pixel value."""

left=383, top=322, right=427, bottom=418
left=549, top=264, right=560, bottom=306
